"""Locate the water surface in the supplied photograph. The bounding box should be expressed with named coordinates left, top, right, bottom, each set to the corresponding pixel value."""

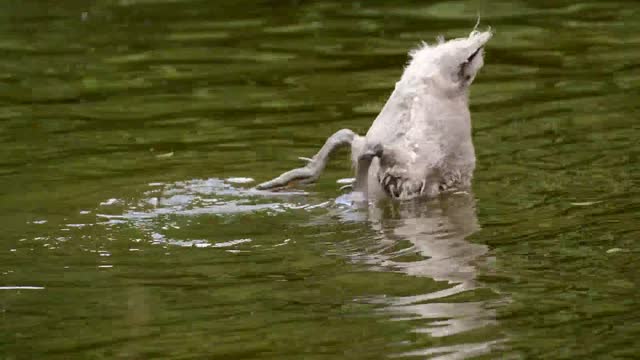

left=1, top=0, right=639, bottom=359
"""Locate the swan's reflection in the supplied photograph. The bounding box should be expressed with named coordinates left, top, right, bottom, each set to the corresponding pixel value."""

left=344, top=192, right=502, bottom=359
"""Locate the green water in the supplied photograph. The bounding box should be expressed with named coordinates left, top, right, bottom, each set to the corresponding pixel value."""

left=1, top=0, right=639, bottom=359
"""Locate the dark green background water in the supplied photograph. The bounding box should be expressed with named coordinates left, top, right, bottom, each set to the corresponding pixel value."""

left=1, top=0, right=639, bottom=359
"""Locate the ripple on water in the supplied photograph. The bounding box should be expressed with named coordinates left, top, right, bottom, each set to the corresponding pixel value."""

left=94, top=177, right=316, bottom=250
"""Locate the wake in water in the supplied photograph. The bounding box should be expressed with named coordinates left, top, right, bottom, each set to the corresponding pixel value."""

left=95, top=177, right=319, bottom=249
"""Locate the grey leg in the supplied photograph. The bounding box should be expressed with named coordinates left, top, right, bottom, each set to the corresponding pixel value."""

left=353, top=143, right=383, bottom=195
left=256, top=129, right=358, bottom=190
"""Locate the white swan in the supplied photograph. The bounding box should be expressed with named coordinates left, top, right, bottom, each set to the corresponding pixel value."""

left=258, top=29, right=492, bottom=201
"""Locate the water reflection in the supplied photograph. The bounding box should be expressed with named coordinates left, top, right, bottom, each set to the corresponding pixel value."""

left=359, top=193, right=502, bottom=358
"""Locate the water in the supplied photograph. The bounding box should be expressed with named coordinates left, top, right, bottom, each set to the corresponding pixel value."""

left=1, top=0, right=639, bottom=358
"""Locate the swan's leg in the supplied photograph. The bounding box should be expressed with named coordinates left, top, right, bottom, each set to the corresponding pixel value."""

left=256, top=129, right=359, bottom=190
left=353, top=143, right=383, bottom=197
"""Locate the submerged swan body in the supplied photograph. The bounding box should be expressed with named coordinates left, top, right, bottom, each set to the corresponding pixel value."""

left=257, top=29, right=492, bottom=200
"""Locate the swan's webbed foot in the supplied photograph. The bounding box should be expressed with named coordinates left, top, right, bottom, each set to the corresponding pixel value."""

left=255, top=166, right=319, bottom=190
left=256, top=129, right=358, bottom=190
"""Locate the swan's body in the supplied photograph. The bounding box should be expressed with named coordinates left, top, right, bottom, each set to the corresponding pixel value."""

left=257, top=29, right=492, bottom=200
